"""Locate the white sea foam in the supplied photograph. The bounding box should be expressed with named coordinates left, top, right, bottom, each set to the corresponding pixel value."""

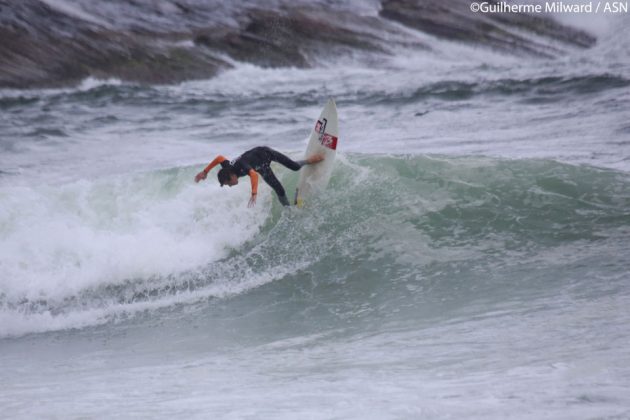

left=0, top=168, right=267, bottom=305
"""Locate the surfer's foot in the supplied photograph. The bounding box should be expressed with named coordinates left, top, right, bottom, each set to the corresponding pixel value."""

left=306, top=154, right=325, bottom=164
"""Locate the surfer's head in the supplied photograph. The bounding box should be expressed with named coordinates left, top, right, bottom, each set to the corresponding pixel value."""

left=218, top=168, right=238, bottom=187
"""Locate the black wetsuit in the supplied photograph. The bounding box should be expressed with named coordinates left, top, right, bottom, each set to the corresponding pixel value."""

left=221, top=146, right=305, bottom=206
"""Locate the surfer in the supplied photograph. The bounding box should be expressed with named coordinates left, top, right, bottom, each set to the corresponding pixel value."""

left=195, top=146, right=324, bottom=207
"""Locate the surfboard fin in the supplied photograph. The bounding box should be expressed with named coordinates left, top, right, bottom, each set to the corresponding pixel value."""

left=294, top=188, right=303, bottom=208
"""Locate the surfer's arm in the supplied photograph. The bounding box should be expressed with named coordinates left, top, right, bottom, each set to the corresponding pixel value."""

left=203, top=155, right=227, bottom=174
left=248, top=169, right=258, bottom=195
left=248, top=169, right=258, bottom=207
left=195, top=155, right=227, bottom=183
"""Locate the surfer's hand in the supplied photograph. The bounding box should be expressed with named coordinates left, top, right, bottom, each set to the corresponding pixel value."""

left=248, top=193, right=257, bottom=208
left=194, top=171, right=207, bottom=183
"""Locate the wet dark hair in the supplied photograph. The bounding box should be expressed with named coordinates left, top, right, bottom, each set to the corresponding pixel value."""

left=217, top=167, right=234, bottom=186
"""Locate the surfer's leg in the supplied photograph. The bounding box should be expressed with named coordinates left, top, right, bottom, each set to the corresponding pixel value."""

left=267, top=148, right=305, bottom=171
left=260, top=168, right=290, bottom=206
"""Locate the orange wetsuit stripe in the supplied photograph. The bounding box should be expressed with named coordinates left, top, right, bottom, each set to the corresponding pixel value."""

left=248, top=169, right=258, bottom=194
left=203, top=155, right=227, bottom=174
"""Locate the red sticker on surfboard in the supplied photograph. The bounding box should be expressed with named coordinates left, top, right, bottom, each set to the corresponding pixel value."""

left=321, top=133, right=338, bottom=150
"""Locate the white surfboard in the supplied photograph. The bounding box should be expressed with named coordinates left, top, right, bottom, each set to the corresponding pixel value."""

left=294, top=99, right=338, bottom=207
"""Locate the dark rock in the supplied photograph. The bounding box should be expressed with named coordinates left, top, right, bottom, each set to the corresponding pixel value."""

left=194, top=8, right=394, bottom=69
left=490, top=11, right=596, bottom=48
left=0, top=0, right=598, bottom=89
left=0, top=0, right=227, bottom=88
left=380, top=0, right=596, bottom=57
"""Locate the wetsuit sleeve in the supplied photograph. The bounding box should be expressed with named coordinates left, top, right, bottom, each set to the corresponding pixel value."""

left=203, top=155, right=227, bottom=174
left=248, top=169, right=258, bottom=195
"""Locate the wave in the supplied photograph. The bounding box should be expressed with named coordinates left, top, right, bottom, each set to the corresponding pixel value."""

left=4, top=72, right=626, bottom=117
left=1, top=155, right=629, bottom=337
left=359, top=74, right=630, bottom=105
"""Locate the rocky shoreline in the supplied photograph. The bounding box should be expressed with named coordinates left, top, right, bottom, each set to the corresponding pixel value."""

left=0, top=0, right=597, bottom=89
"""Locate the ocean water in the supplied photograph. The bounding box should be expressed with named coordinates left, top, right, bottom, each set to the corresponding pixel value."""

left=1, top=11, right=630, bottom=420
